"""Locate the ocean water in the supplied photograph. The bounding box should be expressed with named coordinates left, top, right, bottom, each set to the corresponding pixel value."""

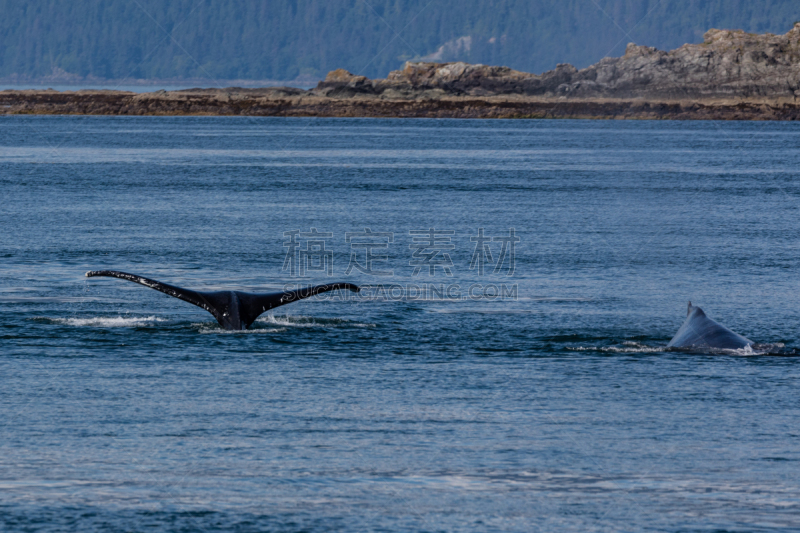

left=0, top=85, right=193, bottom=93
left=1, top=116, right=799, bottom=532
left=0, top=83, right=315, bottom=93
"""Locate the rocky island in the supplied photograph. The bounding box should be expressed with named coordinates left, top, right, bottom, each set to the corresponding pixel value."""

left=3, top=24, right=800, bottom=120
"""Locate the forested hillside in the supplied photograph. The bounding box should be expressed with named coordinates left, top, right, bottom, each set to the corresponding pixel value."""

left=1, top=0, right=798, bottom=82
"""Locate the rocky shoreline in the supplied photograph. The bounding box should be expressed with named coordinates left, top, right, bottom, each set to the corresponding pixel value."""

left=3, top=24, right=800, bottom=120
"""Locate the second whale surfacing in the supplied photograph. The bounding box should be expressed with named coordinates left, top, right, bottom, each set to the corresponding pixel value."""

left=86, top=270, right=360, bottom=330
left=667, top=302, right=754, bottom=351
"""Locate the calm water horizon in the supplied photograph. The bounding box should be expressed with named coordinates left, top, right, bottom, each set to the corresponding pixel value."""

left=1, top=116, right=799, bottom=532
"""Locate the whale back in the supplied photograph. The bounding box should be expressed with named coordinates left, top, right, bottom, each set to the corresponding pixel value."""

left=667, top=303, right=753, bottom=350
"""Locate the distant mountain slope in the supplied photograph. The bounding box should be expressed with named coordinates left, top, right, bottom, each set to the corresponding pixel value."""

left=0, top=0, right=798, bottom=82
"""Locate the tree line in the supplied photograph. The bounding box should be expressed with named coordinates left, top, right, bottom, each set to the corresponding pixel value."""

left=0, top=0, right=797, bottom=82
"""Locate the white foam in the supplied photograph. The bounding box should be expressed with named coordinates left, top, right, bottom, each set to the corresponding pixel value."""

left=715, top=343, right=785, bottom=356
left=567, top=342, right=665, bottom=354
left=197, top=326, right=288, bottom=334
left=257, top=315, right=376, bottom=328
left=45, top=316, right=170, bottom=327
left=429, top=308, right=536, bottom=314
left=568, top=341, right=790, bottom=356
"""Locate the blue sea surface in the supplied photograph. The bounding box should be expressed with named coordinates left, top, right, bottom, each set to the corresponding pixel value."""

left=1, top=116, right=799, bottom=532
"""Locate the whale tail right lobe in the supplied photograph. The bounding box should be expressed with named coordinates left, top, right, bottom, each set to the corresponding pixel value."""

left=236, top=283, right=361, bottom=329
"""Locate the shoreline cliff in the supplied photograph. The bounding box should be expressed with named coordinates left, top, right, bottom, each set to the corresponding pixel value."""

left=3, top=24, right=800, bottom=120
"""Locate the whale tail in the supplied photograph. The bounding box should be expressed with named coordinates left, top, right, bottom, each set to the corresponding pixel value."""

left=86, top=270, right=360, bottom=330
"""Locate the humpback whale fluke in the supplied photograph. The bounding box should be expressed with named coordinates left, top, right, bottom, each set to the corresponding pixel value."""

left=667, top=302, right=753, bottom=351
left=86, top=270, right=360, bottom=330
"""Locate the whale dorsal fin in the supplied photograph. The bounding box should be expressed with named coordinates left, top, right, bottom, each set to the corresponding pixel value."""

left=668, top=303, right=753, bottom=350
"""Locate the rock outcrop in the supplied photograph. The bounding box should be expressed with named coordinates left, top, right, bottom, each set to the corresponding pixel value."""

left=314, top=23, right=800, bottom=101
left=3, top=25, right=800, bottom=120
